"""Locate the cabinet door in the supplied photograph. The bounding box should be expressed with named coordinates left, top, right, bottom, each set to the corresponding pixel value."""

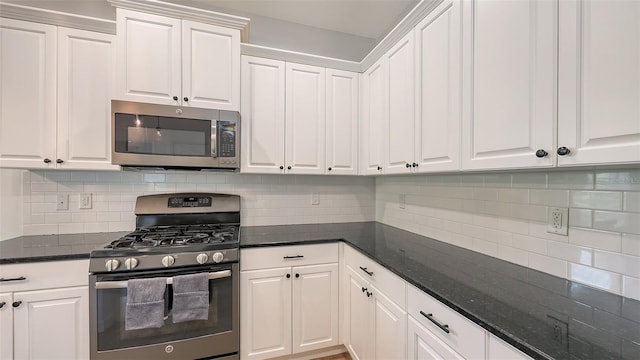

left=488, top=334, right=533, bottom=360
left=116, top=9, right=181, bottom=105
left=326, top=69, right=359, bottom=175
left=408, top=316, right=464, bottom=360
left=240, top=268, right=292, bottom=360
left=461, top=0, right=556, bottom=170
left=240, top=56, right=286, bottom=174
left=344, top=265, right=371, bottom=360
left=13, top=286, right=89, bottom=360
left=360, top=59, right=386, bottom=175
left=0, top=293, right=12, bottom=360
left=182, top=21, right=240, bottom=110
left=285, top=63, right=326, bottom=174
left=558, top=0, right=640, bottom=166
left=0, top=18, right=56, bottom=169
left=57, top=27, right=118, bottom=171
left=414, top=0, right=462, bottom=173
left=372, top=284, right=407, bottom=360
left=385, top=31, right=415, bottom=174
left=292, top=263, right=339, bottom=353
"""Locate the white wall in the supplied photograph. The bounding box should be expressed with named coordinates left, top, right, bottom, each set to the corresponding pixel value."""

left=0, top=169, right=23, bottom=240
left=376, top=169, right=640, bottom=301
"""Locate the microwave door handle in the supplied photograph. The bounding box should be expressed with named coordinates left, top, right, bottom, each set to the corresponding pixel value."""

left=211, top=121, right=217, bottom=158
left=94, top=270, right=231, bottom=290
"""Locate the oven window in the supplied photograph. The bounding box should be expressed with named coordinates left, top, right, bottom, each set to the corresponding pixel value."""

left=114, top=113, right=211, bottom=156
left=95, top=267, right=233, bottom=351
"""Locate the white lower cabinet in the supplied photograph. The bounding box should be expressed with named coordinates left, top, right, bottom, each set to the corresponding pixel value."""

left=487, top=334, right=532, bottom=360
left=408, top=315, right=464, bottom=360
left=240, top=244, right=339, bottom=360
left=0, top=260, right=90, bottom=360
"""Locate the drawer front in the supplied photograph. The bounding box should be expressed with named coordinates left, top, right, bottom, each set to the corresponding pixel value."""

left=408, top=285, right=486, bottom=359
left=0, top=260, right=89, bottom=292
left=344, top=245, right=406, bottom=307
left=240, top=243, right=339, bottom=271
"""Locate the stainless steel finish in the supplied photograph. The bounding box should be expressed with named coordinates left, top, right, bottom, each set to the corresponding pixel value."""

left=161, top=255, right=175, bottom=267
left=124, top=258, right=138, bottom=270
left=211, top=121, right=217, bottom=158
left=111, top=100, right=240, bottom=170
left=212, top=252, right=224, bottom=263
left=89, top=248, right=239, bottom=273
left=94, top=270, right=231, bottom=289
left=196, top=253, right=209, bottom=264
left=105, top=259, right=120, bottom=272
left=134, top=192, right=240, bottom=215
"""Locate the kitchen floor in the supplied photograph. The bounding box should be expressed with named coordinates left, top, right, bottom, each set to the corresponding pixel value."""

left=313, top=353, right=352, bottom=360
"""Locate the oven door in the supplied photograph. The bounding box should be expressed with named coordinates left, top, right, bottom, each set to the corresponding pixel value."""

left=89, top=263, right=238, bottom=360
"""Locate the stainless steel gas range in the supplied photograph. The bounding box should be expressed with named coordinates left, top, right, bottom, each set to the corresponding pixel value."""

left=89, top=193, right=240, bottom=360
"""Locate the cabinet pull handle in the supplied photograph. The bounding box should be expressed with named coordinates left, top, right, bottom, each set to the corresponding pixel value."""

left=183, top=97, right=189, bottom=102
left=279, top=166, right=284, bottom=170
left=361, top=287, right=367, bottom=293
left=0, top=276, right=26, bottom=282
left=420, top=311, right=450, bottom=334
left=535, top=149, right=548, bottom=158
left=377, top=166, right=382, bottom=171
left=43, top=158, right=51, bottom=164
left=328, top=167, right=332, bottom=171
left=295, top=273, right=300, bottom=278
left=173, top=96, right=179, bottom=101
left=359, top=266, right=374, bottom=277
left=557, top=147, right=571, bottom=156
left=287, top=166, right=292, bottom=170
left=56, top=159, right=64, bottom=164
left=0, top=302, right=5, bottom=309
left=12, top=301, right=22, bottom=308
left=286, top=274, right=291, bottom=279
left=405, top=163, right=411, bottom=168
left=412, top=163, right=418, bottom=167
left=366, top=291, right=372, bottom=297
left=283, top=255, right=304, bottom=260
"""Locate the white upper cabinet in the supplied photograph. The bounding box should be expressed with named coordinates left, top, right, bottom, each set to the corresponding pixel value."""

left=0, top=18, right=57, bottom=169
left=116, top=9, right=240, bottom=110
left=326, top=69, right=359, bottom=175
left=384, top=31, right=416, bottom=174
left=286, top=62, right=326, bottom=174
left=360, top=59, right=386, bottom=175
left=57, top=27, right=118, bottom=170
left=558, top=0, right=640, bottom=166
left=241, top=56, right=286, bottom=174
left=414, top=0, right=462, bottom=173
left=461, top=0, right=556, bottom=170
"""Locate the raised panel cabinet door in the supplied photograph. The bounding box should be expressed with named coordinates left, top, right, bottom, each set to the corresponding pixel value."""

left=385, top=31, right=416, bottom=174
left=360, top=59, right=386, bottom=175
left=488, top=334, right=533, bottom=360
left=372, top=285, right=407, bottom=360
left=0, top=293, right=13, bottom=360
left=285, top=63, right=326, bottom=174
left=116, top=9, right=181, bottom=105
left=415, top=0, right=462, bottom=173
left=461, top=0, right=556, bottom=170
left=344, top=265, right=371, bottom=360
left=326, top=69, right=359, bottom=175
left=292, top=263, right=339, bottom=353
left=240, top=268, right=292, bottom=360
left=408, top=316, right=464, bottom=360
left=0, top=18, right=56, bottom=169
left=240, top=56, right=286, bottom=174
left=558, top=0, right=640, bottom=166
left=182, top=21, right=240, bottom=110
left=13, top=286, right=89, bottom=360
left=57, top=27, right=118, bottom=171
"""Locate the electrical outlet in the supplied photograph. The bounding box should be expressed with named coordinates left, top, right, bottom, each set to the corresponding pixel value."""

left=80, top=193, right=92, bottom=209
left=311, top=192, right=320, bottom=205
left=400, top=194, right=406, bottom=209
left=547, top=207, right=569, bottom=235
left=56, top=194, right=68, bottom=210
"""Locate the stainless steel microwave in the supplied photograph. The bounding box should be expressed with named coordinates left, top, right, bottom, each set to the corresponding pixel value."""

left=111, top=100, right=240, bottom=171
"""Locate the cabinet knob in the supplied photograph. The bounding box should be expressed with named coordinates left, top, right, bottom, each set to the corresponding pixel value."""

left=412, top=163, right=418, bottom=167
left=295, top=273, right=300, bottom=278
left=377, top=166, right=382, bottom=171
left=173, top=96, right=179, bottom=101
left=12, top=301, right=22, bottom=308
left=0, top=302, right=5, bottom=309
left=366, top=291, right=372, bottom=297
left=56, top=159, right=64, bottom=164
left=279, top=166, right=284, bottom=170
left=557, top=147, right=571, bottom=156
left=287, top=166, right=292, bottom=170
left=43, top=158, right=51, bottom=164
left=183, top=97, right=189, bottom=102
left=286, top=274, right=291, bottom=279
left=405, top=163, right=411, bottom=168
left=535, top=149, right=548, bottom=158
left=328, top=167, right=332, bottom=171
left=361, top=287, right=367, bottom=293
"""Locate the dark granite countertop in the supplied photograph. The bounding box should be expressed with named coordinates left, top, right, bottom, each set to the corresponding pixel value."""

left=240, top=222, right=640, bottom=360
left=0, top=232, right=127, bottom=264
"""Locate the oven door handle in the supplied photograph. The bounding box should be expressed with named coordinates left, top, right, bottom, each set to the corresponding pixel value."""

left=94, top=270, right=231, bottom=290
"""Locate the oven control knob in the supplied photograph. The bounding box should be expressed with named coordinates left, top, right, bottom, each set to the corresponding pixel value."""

left=161, top=255, right=175, bottom=267
left=125, top=257, right=139, bottom=270
left=212, top=252, right=224, bottom=263
left=105, top=259, right=120, bottom=272
left=196, top=253, right=209, bottom=264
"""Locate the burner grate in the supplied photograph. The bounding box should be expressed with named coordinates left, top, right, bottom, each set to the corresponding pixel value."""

left=106, top=224, right=238, bottom=249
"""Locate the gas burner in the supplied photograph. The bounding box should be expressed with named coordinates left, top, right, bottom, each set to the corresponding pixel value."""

left=105, top=224, right=238, bottom=249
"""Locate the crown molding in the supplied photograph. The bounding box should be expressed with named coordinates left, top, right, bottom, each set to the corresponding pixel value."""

left=107, top=0, right=250, bottom=42
left=0, top=2, right=116, bottom=34
left=241, top=43, right=361, bottom=72
left=360, top=0, right=441, bottom=71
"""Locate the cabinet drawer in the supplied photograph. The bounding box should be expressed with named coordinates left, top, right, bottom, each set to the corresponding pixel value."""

left=408, top=285, right=486, bottom=360
left=344, top=244, right=406, bottom=308
left=240, top=243, right=339, bottom=271
left=0, top=260, right=89, bottom=292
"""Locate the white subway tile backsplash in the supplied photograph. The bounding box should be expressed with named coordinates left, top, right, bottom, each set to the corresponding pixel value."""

left=569, top=263, right=622, bottom=293
left=594, top=251, right=640, bottom=277
left=621, top=234, right=640, bottom=256
left=143, top=173, right=165, bottom=183
left=547, top=241, right=593, bottom=265
left=623, top=192, right=640, bottom=213
left=512, top=234, right=547, bottom=255
left=70, top=171, right=97, bottom=182
left=497, top=189, right=529, bottom=204
left=512, top=173, right=547, bottom=189
left=570, top=191, right=622, bottom=211
left=530, top=189, right=570, bottom=207
left=58, top=223, right=84, bottom=234
left=569, top=208, right=593, bottom=228
left=528, top=253, right=567, bottom=278
left=622, top=276, right=640, bottom=299
left=569, top=228, right=622, bottom=252
left=31, top=182, right=58, bottom=192
left=498, top=245, right=529, bottom=266
left=595, top=170, right=640, bottom=191
left=548, top=171, right=594, bottom=190
left=593, top=211, right=640, bottom=235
